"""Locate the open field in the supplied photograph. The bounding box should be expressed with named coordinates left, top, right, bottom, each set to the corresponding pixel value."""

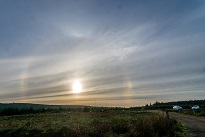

left=0, top=110, right=186, bottom=137
left=180, top=109, right=205, bottom=117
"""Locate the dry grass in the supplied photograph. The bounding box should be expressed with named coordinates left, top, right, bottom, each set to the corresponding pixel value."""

left=0, top=110, right=186, bottom=137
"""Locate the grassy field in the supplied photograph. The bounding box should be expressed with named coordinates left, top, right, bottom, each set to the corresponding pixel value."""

left=178, top=109, right=205, bottom=117
left=0, top=110, right=187, bottom=137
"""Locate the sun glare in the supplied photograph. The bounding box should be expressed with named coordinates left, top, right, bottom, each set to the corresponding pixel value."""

left=72, top=80, right=82, bottom=94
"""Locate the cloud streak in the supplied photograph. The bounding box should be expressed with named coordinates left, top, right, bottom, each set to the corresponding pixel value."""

left=0, top=0, right=205, bottom=106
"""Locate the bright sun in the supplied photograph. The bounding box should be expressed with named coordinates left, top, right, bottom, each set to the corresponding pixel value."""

left=72, top=80, right=82, bottom=93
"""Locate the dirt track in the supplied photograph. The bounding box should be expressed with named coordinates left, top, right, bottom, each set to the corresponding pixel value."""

left=168, top=112, right=205, bottom=137
left=145, top=110, right=205, bottom=136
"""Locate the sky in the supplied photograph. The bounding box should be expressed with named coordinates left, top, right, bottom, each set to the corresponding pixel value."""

left=0, top=0, right=205, bottom=107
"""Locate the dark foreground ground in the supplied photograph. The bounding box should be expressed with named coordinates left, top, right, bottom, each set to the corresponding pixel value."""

left=147, top=110, right=205, bottom=137
left=169, top=112, right=205, bottom=137
left=0, top=110, right=186, bottom=137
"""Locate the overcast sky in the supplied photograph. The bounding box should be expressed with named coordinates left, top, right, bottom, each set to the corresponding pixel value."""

left=0, top=0, right=205, bottom=106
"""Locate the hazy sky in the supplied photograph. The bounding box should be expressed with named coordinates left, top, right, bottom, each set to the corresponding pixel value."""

left=0, top=0, right=205, bottom=106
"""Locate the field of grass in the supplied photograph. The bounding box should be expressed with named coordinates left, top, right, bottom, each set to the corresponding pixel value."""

left=0, top=110, right=187, bottom=137
left=179, top=109, right=205, bottom=117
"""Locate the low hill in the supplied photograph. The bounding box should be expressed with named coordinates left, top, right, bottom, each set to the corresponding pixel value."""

left=148, top=99, right=205, bottom=109
left=0, top=103, right=86, bottom=110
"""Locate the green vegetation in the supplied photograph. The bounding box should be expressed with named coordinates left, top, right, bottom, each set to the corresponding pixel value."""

left=151, top=100, right=205, bottom=109
left=0, top=110, right=187, bottom=137
left=140, top=100, right=205, bottom=111
left=180, top=109, right=205, bottom=117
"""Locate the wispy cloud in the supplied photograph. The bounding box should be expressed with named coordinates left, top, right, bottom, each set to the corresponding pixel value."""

left=0, top=0, right=205, bottom=106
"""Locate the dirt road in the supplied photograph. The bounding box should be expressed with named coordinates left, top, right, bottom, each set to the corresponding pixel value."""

left=145, top=110, right=205, bottom=136
left=168, top=112, right=205, bottom=137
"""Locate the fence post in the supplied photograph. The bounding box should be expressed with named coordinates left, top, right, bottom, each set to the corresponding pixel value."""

left=193, top=109, right=195, bottom=115
left=166, top=110, right=169, bottom=119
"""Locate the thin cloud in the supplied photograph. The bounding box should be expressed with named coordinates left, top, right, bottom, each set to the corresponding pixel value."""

left=0, top=0, right=205, bottom=106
